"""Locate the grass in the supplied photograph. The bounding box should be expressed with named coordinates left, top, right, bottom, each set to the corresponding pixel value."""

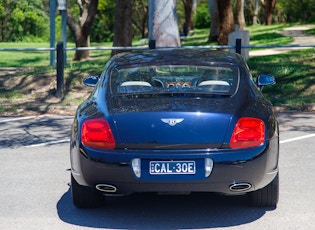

left=0, top=25, right=294, bottom=67
left=305, top=28, right=315, bottom=35
left=247, top=24, right=294, bottom=46
left=248, top=48, right=315, bottom=106
left=0, top=23, right=314, bottom=111
left=0, top=90, right=24, bottom=99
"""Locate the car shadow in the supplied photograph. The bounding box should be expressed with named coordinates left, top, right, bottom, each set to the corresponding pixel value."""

left=57, top=188, right=275, bottom=229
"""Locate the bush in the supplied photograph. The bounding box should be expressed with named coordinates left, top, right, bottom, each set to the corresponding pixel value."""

left=277, top=0, right=315, bottom=23
left=194, top=3, right=210, bottom=29
left=0, top=0, right=48, bottom=42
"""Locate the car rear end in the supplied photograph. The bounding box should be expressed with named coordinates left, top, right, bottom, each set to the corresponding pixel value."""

left=70, top=50, right=279, bottom=207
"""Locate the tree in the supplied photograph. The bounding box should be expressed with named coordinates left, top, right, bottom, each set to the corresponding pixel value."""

left=181, top=0, right=196, bottom=32
left=193, top=2, right=210, bottom=29
left=253, top=0, right=260, bottom=25
left=277, top=0, right=315, bottom=23
left=90, top=0, right=115, bottom=42
left=261, top=0, right=276, bottom=25
left=67, top=0, right=98, bottom=61
left=208, top=0, right=220, bottom=42
left=0, top=0, right=48, bottom=42
left=236, top=0, right=246, bottom=30
left=132, top=0, right=148, bottom=38
left=217, top=0, right=235, bottom=45
left=111, top=0, right=134, bottom=56
left=148, top=0, right=180, bottom=47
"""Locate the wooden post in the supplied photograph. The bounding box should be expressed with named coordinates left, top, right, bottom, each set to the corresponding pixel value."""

left=235, top=38, right=242, bottom=55
left=149, top=40, right=156, bottom=49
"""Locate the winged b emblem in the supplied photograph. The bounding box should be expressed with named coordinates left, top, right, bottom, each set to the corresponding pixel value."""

left=161, top=118, right=184, bottom=126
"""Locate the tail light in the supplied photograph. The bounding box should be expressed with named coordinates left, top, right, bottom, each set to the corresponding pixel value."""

left=230, top=117, right=265, bottom=149
left=81, top=118, right=116, bottom=149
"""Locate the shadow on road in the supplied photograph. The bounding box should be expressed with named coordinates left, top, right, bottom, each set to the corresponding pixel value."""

left=0, top=116, right=72, bottom=148
left=57, top=188, right=275, bottom=229
left=277, top=112, right=315, bottom=133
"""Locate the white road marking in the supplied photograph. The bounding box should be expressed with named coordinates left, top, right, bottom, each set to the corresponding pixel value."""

left=280, top=133, right=315, bottom=144
left=24, top=138, right=70, bottom=148
left=0, top=116, right=37, bottom=123
left=2, top=114, right=310, bottom=148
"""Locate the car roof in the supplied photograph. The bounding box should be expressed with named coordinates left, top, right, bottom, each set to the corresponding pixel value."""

left=108, top=48, right=245, bottom=67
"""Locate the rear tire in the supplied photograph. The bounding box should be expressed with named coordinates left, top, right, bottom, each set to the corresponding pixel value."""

left=71, top=174, right=105, bottom=208
left=248, top=173, right=279, bottom=207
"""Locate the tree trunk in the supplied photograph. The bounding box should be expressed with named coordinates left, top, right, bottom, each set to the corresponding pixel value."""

left=207, top=0, right=219, bottom=42
left=148, top=0, right=180, bottom=48
left=217, top=0, right=235, bottom=45
left=181, top=0, right=194, bottom=32
left=236, top=0, right=245, bottom=30
left=67, top=0, right=98, bottom=61
left=264, top=0, right=276, bottom=25
left=253, top=0, right=259, bottom=25
left=112, top=0, right=134, bottom=56
left=132, top=0, right=148, bottom=38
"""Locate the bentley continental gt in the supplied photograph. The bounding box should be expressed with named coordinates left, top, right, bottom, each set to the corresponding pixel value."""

left=70, top=49, right=279, bottom=208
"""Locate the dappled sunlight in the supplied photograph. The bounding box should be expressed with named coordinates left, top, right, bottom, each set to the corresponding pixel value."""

left=248, top=48, right=315, bottom=107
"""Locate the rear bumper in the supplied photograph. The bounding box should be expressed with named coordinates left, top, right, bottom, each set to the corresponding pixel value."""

left=70, top=137, right=279, bottom=196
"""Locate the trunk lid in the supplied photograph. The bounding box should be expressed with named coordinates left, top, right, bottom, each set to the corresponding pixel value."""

left=110, top=97, right=235, bottom=149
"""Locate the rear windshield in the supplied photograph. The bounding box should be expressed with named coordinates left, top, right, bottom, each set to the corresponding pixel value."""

left=110, top=64, right=239, bottom=97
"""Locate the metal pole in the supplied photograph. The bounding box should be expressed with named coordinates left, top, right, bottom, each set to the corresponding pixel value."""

left=56, top=42, right=64, bottom=99
left=61, top=9, right=67, bottom=64
left=49, top=0, right=56, bottom=66
left=58, top=0, right=67, bottom=64
left=148, top=0, right=155, bottom=49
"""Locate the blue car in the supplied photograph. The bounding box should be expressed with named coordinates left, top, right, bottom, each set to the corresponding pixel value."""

left=70, top=49, right=279, bottom=208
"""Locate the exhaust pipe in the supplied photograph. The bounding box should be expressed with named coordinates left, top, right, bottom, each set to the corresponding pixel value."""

left=229, top=182, right=252, bottom=192
left=96, top=184, right=117, bottom=193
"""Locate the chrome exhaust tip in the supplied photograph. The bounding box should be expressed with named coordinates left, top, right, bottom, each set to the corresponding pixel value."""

left=229, top=182, right=252, bottom=192
left=96, top=184, right=117, bottom=193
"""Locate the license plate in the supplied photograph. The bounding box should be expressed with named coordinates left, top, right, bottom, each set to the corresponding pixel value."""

left=149, top=161, right=196, bottom=175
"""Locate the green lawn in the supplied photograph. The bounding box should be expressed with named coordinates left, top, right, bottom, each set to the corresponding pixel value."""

left=248, top=48, right=315, bottom=106
left=247, top=24, right=294, bottom=46
left=0, top=24, right=295, bottom=68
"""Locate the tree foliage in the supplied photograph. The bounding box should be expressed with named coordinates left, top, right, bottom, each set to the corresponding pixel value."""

left=194, top=2, right=210, bottom=28
left=90, top=0, right=115, bottom=42
left=277, top=0, right=315, bottom=23
left=1, top=0, right=315, bottom=44
left=0, top=0, right=48, bottom=42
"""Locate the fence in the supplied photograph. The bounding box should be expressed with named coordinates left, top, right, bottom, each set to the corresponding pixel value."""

left=1, top=39, right=315, bottom=99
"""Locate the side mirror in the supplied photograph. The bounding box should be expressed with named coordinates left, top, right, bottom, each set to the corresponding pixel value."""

left=257, top=74, right=275, bottom=91
left=83, top=76, right=99, bottom=87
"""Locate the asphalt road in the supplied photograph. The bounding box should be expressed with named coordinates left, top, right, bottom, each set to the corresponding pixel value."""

left=0, top=113, right=314, bottom=230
